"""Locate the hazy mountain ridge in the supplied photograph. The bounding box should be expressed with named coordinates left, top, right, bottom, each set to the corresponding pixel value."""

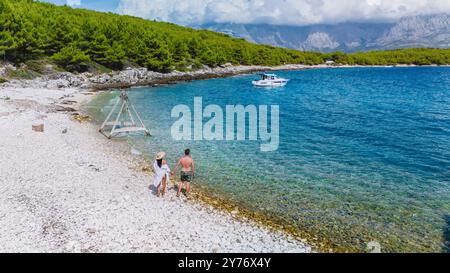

left=373, top=13, right=450, bottom=50
left=200, top=14, right=450, bottom=52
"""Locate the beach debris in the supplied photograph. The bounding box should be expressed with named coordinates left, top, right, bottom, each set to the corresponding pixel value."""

left=60, top=100, right=77, bottom=105
left=88, top=164, right=100, bottom=172
left=72, top=113, right=90, bottom=123
left=55, top=105, right=77, bottom=112
left=141, top=165, right=152, bottom=172
left=32, top=123, right=44, bottom=132
left=86, top=228, right=97, bottom=235
left=62, top=128, right=68, bottom=134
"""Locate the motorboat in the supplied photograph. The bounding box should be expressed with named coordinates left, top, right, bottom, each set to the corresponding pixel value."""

left=252, top=73, right=289, bottom=87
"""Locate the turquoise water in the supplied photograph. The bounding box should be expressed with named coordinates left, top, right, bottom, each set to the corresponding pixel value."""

left=87, top=67, right=450, bottom=252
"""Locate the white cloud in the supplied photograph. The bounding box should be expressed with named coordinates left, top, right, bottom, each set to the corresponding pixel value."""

left=117, top=0, right=450, bottom=26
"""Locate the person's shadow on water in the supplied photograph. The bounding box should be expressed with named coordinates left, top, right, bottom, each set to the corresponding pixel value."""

left=444, top=214, right=450, bottom=253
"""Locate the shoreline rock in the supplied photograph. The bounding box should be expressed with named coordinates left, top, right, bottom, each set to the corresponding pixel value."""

left=0, top=64, right=314, bottom=90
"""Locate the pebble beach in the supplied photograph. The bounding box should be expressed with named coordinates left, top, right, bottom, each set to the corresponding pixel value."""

left=0, top=82, right=311, bottom=253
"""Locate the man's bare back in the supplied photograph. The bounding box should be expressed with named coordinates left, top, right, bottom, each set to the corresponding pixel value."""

left=179, top=156, right=194, bottom=172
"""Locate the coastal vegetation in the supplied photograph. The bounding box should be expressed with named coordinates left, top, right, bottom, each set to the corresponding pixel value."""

left=328, top=48, right=450, bottom=66
left=0, top=0, right=449, bottom=75
left=0, top=0, right=323, bottom=73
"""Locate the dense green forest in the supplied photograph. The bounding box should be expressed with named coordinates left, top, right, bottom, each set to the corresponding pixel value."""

left=326, top=49, right=450, bottom=66
left=0, top=0, right=449, bottom=74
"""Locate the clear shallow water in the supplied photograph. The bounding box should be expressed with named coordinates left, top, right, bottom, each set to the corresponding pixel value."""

left=87, top=67, right=450, bottom=252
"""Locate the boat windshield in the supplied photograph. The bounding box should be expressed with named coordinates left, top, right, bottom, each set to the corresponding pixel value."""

left=261, top=74, right=276, bottom=80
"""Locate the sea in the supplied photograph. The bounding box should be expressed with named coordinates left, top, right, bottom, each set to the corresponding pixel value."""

left=86, top=67, right=450, bottom=252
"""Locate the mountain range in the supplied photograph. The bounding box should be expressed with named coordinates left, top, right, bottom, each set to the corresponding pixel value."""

left=199, top=14, right=450, bottom=52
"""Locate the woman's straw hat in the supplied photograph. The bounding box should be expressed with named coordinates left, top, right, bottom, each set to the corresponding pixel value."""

left=156, top=151, right=166, bottom=160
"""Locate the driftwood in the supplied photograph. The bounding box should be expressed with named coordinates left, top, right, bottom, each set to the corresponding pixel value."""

left=32, top=123, right=44, bottom=132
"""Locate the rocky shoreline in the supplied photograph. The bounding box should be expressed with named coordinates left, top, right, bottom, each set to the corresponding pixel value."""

left=1, top=64, right=312, bottom=91
left=3, top=63, right=444, bottom=92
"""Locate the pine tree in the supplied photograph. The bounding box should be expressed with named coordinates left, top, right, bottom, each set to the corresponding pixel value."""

left=52, top=43, right=90, bottom=72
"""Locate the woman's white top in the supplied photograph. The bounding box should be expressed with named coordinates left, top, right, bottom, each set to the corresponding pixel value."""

left=152, top=160, right=171, bottom=187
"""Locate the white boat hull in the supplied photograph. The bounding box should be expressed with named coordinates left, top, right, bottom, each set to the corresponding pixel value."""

left=252, top=79, right=289, bottom=87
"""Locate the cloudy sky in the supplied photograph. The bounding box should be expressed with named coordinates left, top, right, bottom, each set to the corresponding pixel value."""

left=43, top=0, right=450, bottom=26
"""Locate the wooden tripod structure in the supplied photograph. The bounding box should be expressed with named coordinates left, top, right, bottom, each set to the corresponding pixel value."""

left=99, top=90, right=150, bottom=139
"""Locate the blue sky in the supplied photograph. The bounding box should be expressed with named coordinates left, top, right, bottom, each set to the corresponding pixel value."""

left=41, top=0, right=450, bottom=26
left=42, top=0, right=119, bottom=12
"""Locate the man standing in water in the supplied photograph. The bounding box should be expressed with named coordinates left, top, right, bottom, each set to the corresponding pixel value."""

left=172, top=149, right=195, bottom=198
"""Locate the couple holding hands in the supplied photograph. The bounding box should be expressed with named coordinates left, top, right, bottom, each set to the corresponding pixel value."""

left=152, top=149, right=195, bottom=198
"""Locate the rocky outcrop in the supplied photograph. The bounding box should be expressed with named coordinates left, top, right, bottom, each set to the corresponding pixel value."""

left=301, top=32, right=340, bottom=51
left=3, top=72, right=90, bottom=89
left=0, top=63, right=16, bottom=78
left=373, top=13, right=450, bottom=49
